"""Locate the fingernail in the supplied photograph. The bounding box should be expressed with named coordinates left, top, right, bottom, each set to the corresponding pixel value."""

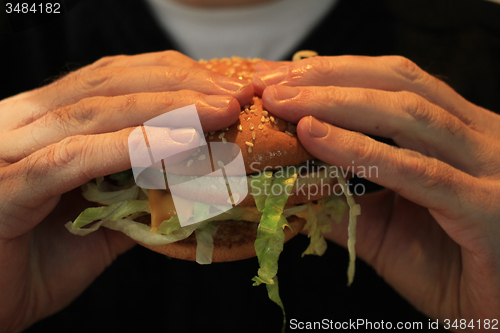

left=203, top=95, right=231, bottom=109
left=216, top=76, right=247, bottom=92
left=272, top=86, right=300, bottom=101
left=309, top=116, right=329, bottom=138
left=170, top=128, right=196, bottom=144
left=254, top=67, right=288, bottom=87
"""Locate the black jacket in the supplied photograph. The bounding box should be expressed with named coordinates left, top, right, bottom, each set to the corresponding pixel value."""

left=2, top=1, right=499, bottom=332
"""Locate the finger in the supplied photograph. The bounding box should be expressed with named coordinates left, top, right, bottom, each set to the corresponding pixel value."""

left=3, top=91, right=240, bottom=162
left=33, top=64, right=253, bottom=111
left=296, top=116, right=472, bottom=218
left=13, top=126, right=198, bottom=202
left=88, top=50, right=206, bottom=70
left=253, top=55, right=475, bottom=125
left=254, top=60, right=287, bottom=72
left=262, top=85, right=495, bottom=177
left=2, top=126, right=200, bottom=238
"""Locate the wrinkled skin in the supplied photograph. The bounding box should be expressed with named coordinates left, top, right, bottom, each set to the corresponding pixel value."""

left=253, top=55, right=500, bottom=331
left=0, top=50, right=253, bottom=332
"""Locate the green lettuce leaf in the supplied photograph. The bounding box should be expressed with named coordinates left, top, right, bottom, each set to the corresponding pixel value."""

left=296, top=195, right=348, bottom=257
left=81, top=182, right=140, bottom=205
left=72, top=200, right=150, bottom=229
left=249, top=171, right=273, bottom=212
left=251, top=169, right=298, bottom=331
left=66, top=199, right=199, bottom=246
left=195, top=221, right=218, bottom=265
left=337, top=173, right=361, bottom=286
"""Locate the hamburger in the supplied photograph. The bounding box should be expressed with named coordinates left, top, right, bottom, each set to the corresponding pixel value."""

left=67, top=54, right=360, bottom=320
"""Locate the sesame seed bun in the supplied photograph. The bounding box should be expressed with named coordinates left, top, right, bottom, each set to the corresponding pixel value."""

left=141, top=57, right=338, bottom=262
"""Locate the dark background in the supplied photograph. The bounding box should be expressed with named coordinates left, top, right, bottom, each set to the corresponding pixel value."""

left=1, top=0, right=499, bottom=332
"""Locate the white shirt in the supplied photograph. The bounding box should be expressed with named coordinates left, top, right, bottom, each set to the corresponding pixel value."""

left=144, top=0, right=338, bottom=61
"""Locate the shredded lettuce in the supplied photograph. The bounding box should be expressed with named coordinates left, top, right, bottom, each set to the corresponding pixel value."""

left=81, top=182, right=141, bottom=205
left=295, top=195, right=348, bottom=257
left=251, top=169, right=298, bottom=330
left=66, top=199, right=199, bottom=246
left=249, top=171, right=273, bottom=212
left=69, top=164, right=359, bottom=331
left=72, top=200, right=150, bottom=229
left=195, top=222, right=218, bottom=264
left=337, top=174, right=361, bottom=286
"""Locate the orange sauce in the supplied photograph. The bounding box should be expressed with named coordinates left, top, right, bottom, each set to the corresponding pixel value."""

left=148, top=190, right=178, bottom=233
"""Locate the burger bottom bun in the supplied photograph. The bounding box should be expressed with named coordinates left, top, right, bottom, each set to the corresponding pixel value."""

left=138, top=215, right=306, bottom=262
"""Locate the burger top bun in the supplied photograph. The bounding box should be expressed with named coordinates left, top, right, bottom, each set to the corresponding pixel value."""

left=141, top=57, right=314, bottom=262
left=165, top=57, right=313, bottom=176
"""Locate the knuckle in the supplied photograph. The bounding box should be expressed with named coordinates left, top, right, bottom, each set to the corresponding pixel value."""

left=386, top=55, right=423, bottom=83
left=155, top=91, right=177, bottom=109
left=48, top=97, right=103, bottom=133
left=301, top=56, right=334, bottom=78
left=397, top=91, right=466, bottom=139
left=395, top=151, right=452, bottom=191
left=89, top=55, right=123, bottom=69
left=163, top=66, right=193, bottom=86
left=324, top=87, right=348, bottom=108
left=78, top=66, right=118, bottom=93
left=160, top=50, right=183, bottom=61
left=397, top=91, right=432, bottom=123
left=48, top=135, right=86, bottom=167
left=71, top=97, right=102, bottom=126
left=349, top=133, right=379, bottom=164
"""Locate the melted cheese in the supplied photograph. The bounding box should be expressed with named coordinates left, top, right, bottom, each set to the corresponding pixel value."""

left=148, top=190, right=178, bottom=233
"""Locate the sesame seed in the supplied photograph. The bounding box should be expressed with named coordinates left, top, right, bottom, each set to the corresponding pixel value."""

left=240, top=111, right=245, bottom=115
left=187, top=159, right=194, bottom=167
left=198, top=154, right=206, bottom=160
left=261, top=116, right=266, bottom=123
left=274, top=119, right=279, bottom=125
left=258, top=124, right=264, bottom=130
left=245, top=109, right=250, bottom=114
left=245, top=141, right=254, bottom=147
left=252, top=132, right=256, bottom=140
left=218, top=161, right=224, bottom=168
left=237, top=125, right=243, bottom=131
left=262, top=111, right=268, bottom=117
left=248, top=147, right=253, bottom=153
left=222, top=138, right=227, bottom=143
left=264, top=117, right=270, bottom=123
left=285, top=131, right=294, bottom=136
left=225, top=127, right=229, bottom=131
left=270, top=116, right=275, bottom=123
left=249, top=123, right=254, bottom=130
left=218, top=132, right=225, bottom=139
left=250, top=105, right=257, bottom=110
